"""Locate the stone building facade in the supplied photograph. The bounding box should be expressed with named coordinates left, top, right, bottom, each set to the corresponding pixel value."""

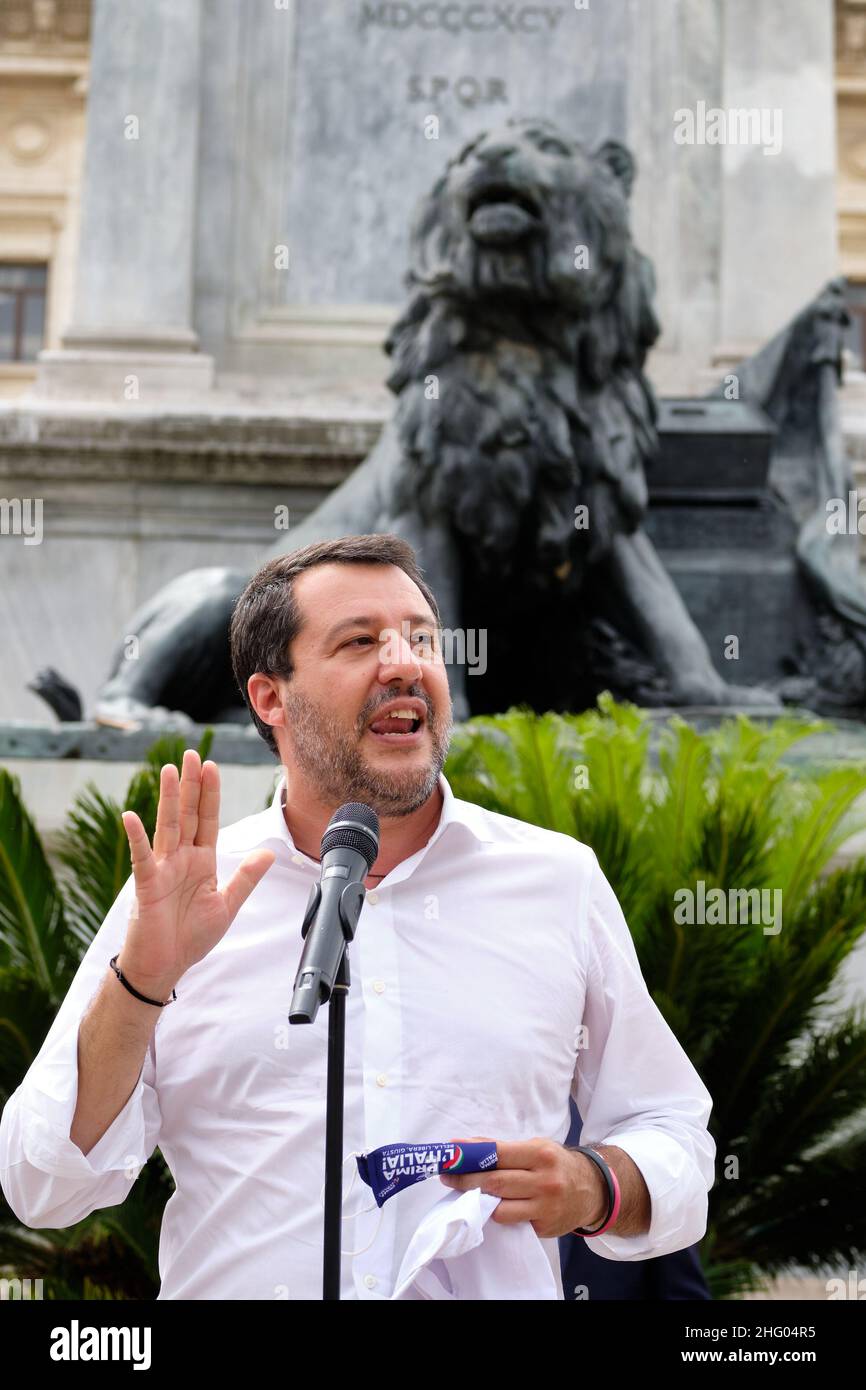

left=1, top=0, right=855, bottom=399
left=0, top=0, right=863, bottom=726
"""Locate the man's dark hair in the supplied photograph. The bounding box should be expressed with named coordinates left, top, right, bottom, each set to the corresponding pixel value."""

left=229, top=533, right=442, bottom=756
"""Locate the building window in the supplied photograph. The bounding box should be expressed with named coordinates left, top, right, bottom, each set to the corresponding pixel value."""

left=0, top=263, right=48, bottom=362
left=843, top=280, right=866, bottom=370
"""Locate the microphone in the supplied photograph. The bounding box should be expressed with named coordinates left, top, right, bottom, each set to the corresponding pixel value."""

left=289, top=802, right=380, bottom=1025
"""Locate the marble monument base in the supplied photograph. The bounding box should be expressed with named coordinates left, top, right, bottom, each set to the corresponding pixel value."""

left=35, top=349, right=216, bottom=402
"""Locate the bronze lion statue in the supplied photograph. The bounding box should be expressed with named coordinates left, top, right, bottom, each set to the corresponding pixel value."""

left=88, top=118, right=776, bottom=729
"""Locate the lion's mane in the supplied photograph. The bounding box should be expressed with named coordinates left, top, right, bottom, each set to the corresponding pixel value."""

left=381, top=120, right=660, bottom=587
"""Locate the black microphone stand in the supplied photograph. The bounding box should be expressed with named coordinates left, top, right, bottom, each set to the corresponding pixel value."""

left=324, top=945, right=350, bottom=1302
left=295, top=874, right=368, bottom=1301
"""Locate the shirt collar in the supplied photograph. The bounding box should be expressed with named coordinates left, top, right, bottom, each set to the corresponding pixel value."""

left=227, top=767, right=494, bottom=859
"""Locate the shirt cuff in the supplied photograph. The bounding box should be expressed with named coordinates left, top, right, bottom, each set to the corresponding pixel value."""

left=582, top=1129, right=710, bottom=1261
left=18, top=1018, right=150, bottom=1180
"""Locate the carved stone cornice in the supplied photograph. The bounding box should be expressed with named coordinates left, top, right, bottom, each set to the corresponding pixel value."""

left=0, top=404, right=381, bottom=486
left=0, top=0, right=90, bottom=52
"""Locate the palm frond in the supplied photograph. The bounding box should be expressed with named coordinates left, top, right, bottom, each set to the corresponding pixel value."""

left=54, top=785, right=132, bottom=954
left=0, top=770, right=74, bottom=1005
left=446, top=699, right=866, bottom=1288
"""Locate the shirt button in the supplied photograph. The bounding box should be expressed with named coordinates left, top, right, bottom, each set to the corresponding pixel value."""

left=376, top=1073, right=388, bottom=1087
left=367, top=891, right=379, bottom=905
left=363, top=1273, right=377, bottom=1289
left=372, top=979, right=386, bottom=994
left=291, top=853, right=305, bottom=865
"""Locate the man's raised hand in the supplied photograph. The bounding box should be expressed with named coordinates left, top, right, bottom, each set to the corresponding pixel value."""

left=118, top=749, right=275, bottom=1002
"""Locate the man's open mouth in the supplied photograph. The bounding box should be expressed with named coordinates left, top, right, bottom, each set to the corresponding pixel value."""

left=467, top=182, right=541, bottom=245
left=366, top=705, right=426, bottom=743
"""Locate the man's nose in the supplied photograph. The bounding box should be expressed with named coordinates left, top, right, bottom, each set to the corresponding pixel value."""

left=378, top=627, right=423, bottom=683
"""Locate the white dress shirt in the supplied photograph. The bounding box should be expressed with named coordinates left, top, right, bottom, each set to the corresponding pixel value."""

left=0, top=770, right=715, bottom=1300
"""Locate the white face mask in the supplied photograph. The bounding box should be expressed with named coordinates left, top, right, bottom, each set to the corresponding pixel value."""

left=391, top=1187, right=560, bottom=1300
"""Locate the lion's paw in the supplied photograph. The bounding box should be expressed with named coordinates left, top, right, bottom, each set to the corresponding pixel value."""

left=93, top=698, right=198, bottom=732
left=670, top=674, right=781, bottom=709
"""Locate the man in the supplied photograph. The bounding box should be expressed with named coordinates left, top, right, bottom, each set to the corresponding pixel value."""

left=0, top=533, right=715, bottom=1300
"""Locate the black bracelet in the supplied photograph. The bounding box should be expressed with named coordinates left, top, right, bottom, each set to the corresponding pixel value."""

left=109, top=955, right=176, bottom=1007
left=570, top=1144, right=616, bottom=1235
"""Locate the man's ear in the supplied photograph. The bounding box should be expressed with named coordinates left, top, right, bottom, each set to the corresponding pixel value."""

left=595, top=140, right=636, bottom=199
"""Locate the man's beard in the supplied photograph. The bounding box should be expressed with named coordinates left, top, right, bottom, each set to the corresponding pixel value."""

left=281, top=683, right=453, bottom=817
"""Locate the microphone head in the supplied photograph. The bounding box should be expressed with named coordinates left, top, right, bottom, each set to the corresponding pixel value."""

left=321, top=801, right=380, bottom=871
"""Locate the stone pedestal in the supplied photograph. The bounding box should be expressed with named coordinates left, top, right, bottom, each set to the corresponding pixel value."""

left=21, top=0, right=844, bottom=401
left=0, top=400, right=376, bottom=723
left=645, top=398, right=810, bottom=686
left=716, top=0, right=838, bottom=359
left=34, top=0, right=213, bottom=401
left=0, top=725, right=279, bottom=863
